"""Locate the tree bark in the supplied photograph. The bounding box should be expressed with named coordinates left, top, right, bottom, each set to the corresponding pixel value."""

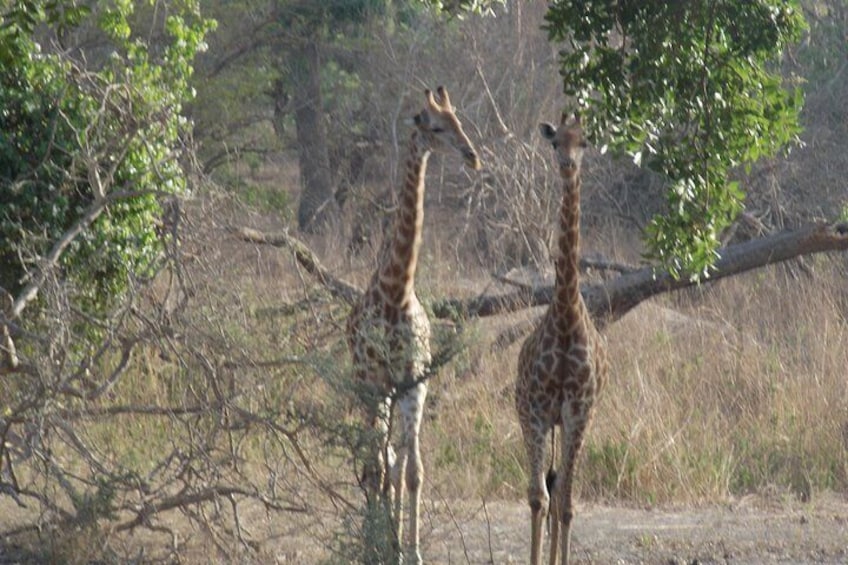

left=431, top=221, right=848, bottom=329
left=283, top=41, right=336, bottom=233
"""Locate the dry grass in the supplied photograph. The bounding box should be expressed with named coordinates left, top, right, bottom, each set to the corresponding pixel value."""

left=411, top=245, right=848, bottom=507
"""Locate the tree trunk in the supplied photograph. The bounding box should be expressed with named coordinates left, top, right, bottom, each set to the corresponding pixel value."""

left=235, top=220, right=848, bottom=330
left=430, top=221, right=848, bottom=329
left=283, top=41, right=336, bottom=233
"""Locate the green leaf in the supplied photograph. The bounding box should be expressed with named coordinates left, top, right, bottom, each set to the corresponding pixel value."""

left=544, top=0, right=806, bottom=279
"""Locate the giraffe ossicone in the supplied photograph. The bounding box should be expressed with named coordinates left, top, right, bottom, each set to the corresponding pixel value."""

left=346, top=85, right=480, bottom=564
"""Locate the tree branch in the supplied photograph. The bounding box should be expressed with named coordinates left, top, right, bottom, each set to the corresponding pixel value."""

left=234, top=221, right=848, bottom=330
left=433, top=221, right=848, bottom=328
left=115, top=485, right=307, bottom=533
left=232, top=227, right=362, bottom=305
left=585, top=220, right=848, bottom=328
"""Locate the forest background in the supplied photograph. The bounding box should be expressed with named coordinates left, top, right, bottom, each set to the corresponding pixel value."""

left=0, top=0, right=846, bottom=562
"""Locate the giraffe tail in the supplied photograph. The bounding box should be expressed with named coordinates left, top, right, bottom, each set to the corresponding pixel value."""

left=546, top=428, right=558, bottom=532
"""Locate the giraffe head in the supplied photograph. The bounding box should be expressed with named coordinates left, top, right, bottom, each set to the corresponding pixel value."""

left=539, top=112, right=587, bottom=180
left=413, top=86, right=482, bottom=170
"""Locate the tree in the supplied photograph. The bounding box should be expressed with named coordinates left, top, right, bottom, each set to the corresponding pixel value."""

left=0, top=0, right=214, bottom=318
left=543, top=0, right=807, bottom=279
left=0, top=0, right=227, bottom=554
left=234, top=219, right=848, bottom=330
left=192, top=0, right=503, bottom=233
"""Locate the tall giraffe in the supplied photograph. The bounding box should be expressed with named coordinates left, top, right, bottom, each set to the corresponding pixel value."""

left=347, top=86, right=480, bottom=564
left=515, top=113, right=608, bottom=565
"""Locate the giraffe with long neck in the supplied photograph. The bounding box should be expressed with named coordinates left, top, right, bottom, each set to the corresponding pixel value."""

left=347, top=86, right=480, bottom=564
left=515, top=113, right=608, bottom=565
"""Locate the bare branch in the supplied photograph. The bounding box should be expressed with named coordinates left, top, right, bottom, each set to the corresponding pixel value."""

left=123, top=486, right=308, bottom=533
left=434, top=220, right=848, bottom=327
left=0, top=288, right=18, bottom=371
left=232, top=227, right=362, bottom=305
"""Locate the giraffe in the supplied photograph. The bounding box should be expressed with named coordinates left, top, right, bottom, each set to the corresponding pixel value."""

left=515, top=112, right=608, bottom=565
left=346, top=86, right=480, bottom=564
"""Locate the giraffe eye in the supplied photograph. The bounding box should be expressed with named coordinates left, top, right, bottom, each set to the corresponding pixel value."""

left=430, top=127, right=445, bottom=133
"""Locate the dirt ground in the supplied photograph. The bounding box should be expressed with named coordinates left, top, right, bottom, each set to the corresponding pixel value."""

left=417, top=493, right=848, bottom=564
left=2, top=492, right=846, bottom=563
left=235, top=491, right=848, bottom=564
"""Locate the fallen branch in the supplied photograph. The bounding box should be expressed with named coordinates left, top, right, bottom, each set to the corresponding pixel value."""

left=233, top=221, right=848, bottom=331
left=433, top=220, right=848, bottom=329
left=583, top=220, right=848, bottom=328
left=232, top=226, right=362, bottom=305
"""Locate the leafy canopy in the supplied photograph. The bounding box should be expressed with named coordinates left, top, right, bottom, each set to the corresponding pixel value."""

left=0, top=0, right=214, bottom=315
left=544, top=0, right=806, bottom=279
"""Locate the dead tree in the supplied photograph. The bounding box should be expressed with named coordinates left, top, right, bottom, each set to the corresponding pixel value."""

left=234, top=220, right=848, bottom=330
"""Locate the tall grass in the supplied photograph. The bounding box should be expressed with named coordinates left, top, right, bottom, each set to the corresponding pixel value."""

left=417, top=251, right=848, bottom=506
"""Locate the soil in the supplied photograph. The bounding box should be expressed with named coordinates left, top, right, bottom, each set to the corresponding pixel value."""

left=2, top=492, right=847, bottom=563
left=418, top=493, right=848, bottom=564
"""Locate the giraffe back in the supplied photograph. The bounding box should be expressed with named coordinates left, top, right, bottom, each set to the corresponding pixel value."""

left=348, top=287, right=432, bottom=392
left=516, top=304, right=607, bottom=430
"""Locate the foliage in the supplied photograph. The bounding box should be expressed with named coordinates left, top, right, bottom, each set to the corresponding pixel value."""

left=421, top=0, right=504, bottom=17
left=0, top=0, right=214, bottom=315
left=543, top=0, right=807, bottom=278
left=191, top=0, right=502, bottom=233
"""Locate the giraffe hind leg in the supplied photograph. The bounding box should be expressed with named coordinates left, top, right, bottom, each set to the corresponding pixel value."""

left=547, top=428, right=560, bottom=564
left=520, top=422, right=550, bottom=565
left=548, top=500, right=561, bottom=565
left=545, top=427, right=557, bottom=534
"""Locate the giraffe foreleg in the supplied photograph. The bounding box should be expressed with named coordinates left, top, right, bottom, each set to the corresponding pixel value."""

left=520, top=420, right=550, bottom=565
left=391, top=439, right=406, bottom=557
left=548, top=462, right=561, bottom=565
left=397, top=381, right=426, bottom=565
left=557, top=400, right=593, bottom=565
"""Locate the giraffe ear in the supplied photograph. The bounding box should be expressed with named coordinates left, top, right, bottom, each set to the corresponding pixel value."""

left=539, top=122, right=557, bottom=141
left=413, top=111, right=430, bottom=127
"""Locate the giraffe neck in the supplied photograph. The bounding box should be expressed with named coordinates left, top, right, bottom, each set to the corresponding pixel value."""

left=552, top=174, right=585, bottom=330
left=375, top=130, right=430, bottom=306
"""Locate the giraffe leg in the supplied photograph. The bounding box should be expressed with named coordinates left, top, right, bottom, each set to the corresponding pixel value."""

left=362, top=395, right=402, bottom=563
left=379, top=397, right=402, bottom=562
left=520, top=419, right=550, bottom=565
left=363, top=398, right=391, bottom=506
left=548, top=470, right=560, bottom=565
left=547, top=430, right=560, bottom=565
left=397, top=381, right=426, bottom=565
left=392, top=434, right=407, bottom=560
left=557, top=401, right=592, bottom=565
